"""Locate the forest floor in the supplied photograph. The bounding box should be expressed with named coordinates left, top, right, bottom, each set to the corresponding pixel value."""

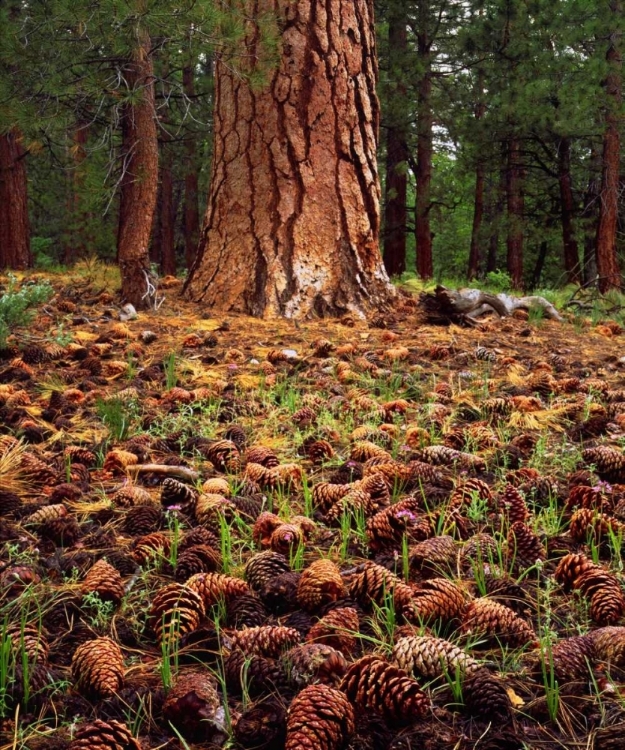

left=2, top=269, right=625, bottom=749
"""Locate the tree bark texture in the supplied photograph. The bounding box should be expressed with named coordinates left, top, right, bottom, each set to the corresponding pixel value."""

left=557, top=137, right=580, bottom=284
left=506, top=138, right=524, bottom=289
left=0, top=128, right=32, bottom=270
left=117, top=31, right=159, bottom=309
left=595, top=0, right=623, bottom=293
left=184, top=0, right=394, bottom=319
left=382, top=2, right=408, bottom=278
left=183, top=62, right=201, bottom=270
left=159, top=139, right=176, bottom=277
left=582, top=145, right=601, bottom=284
left=415, top=3, right=433, bottom=280
left=468, top=73, right=486, bottom=281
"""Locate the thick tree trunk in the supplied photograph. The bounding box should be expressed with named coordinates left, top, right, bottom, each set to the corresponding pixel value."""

left=415, top=5, right=433, bottom=280
left=183, top=62, right=201, bottom=270
left=382, top=3, right=408, bottom=278
left=557, top=137, right=580, bottom=284
left=506, top=138, right=524, bottom=289
left=595, top=0, right=623, bottom=293
left=0, top=128, right=32, bottom=270
left=185, top=0, right=393, bottom=319
left=117, top=31, right=159, bottom=309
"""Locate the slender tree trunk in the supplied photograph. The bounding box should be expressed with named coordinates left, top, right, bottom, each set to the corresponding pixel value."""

left=468, top=71, right=486, bottom=280
left=184, top=0, right=394, bottom=319
left=0, top=128, right=32, bottom=270
left=117, top=31, right=159, bottom=309
left=506, top=138, right=524, bottom=289
left=64, top=123, right=89, bottom=265
left=595, top=0, right=623, bottom=293
left=530, top=240, right=548, bottom=290
left=382, top=3, right=408, bottom=277
left=183, top=62, right=201, bottom=270
left=583, top=145, right=601, bottom=284
left=486, top=167, right=505, bottom=274
left=160, top=138, right=176, bottom=276
left=557, top=137, right=580, bottom=284
left=415, top=4, right=433, bottom=280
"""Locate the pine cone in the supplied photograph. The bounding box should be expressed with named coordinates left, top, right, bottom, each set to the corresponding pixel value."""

left=405, top=578, right=468, bottom=625
left=286, top=684, right=355, bottom=750
left=163, top=669, right=222, bottom=739
left=234, top=699, right=286, bottom=750
left=69, top=719, right=140, bottom=750
left=149, top=582, right=205, bottom=646
left=180, top=526, right=220, bottom=551
left=340, top=655, right=429, bottom=725
left=261, top=571, right=302, bottom=613
left=186, top=572, right=250, bottom=608
left=569, top=507, right=623, bottom=544
left=583, top=446, right=625, bottom=482
left=450, top=478, right=493, bottom=508
left=253, top=511, right=284, bottom=547
left=306, top=607, right=359, bottom=653
left=460, top=533, right=499, bottom=569
left=464, top=668, right=511, bottom=721
left=246, top=446, right=280, bottom=468
left=313, top=482, right=352, bottom=514
left=356, top=473, right=391, bottom=511
left=226, top=594, right=268, bottom=629
left=297, top=560, right=345, bottom=612
left=366, top=499, right=432, bottom=551
left=111, top=485, right=153, bottom=508
left=245, top=551, right=291, bottom=592
left=225, top=649, right=289, bottom=696
left=175, top=545, right=222, bottom=581
left=506, top=522, right=546, bottom=569
left=306, top=439, right=335, bottom=463
left=530, top=635, right=595, bottom=683
left=271, top=523, right=304, bottom=555
left=123, top=505, right=163, bottom=535
left=565, top=485, right=612, bottom=514
left=40, top=515, right=81, bottom=546
left=554, top=553, right=599, bottom=592
left=161, top=477, right=198, bottom=513
left=461, top=598, right=537, bottom=648
left=6, top=623, right=49, bottom=663
left=205, top=439, right=241, bottom=472
left=325, top=489, right=374, bottom=526
left=230, top=626, right=301, bottom=658
left=391, top=635, right=480, bottom=680
left=81, top=559, right=124, bottom=605
left=194, top=493, right=236, bottom=530
left=27, top=503, right=67, bottom=525
left=409, top=535, right=456, bottom=575
left=132, top=532, right=170, bottom=565
left=588, top=582, right=625, bottom=625
left=498, top=484, right=529, bottom=524
left=348, top=562, right=414, bottom=613
left=591, top=626, right=625, bottom=671
left=71, top=637, right=124, bottom=698
left=285, top=643, right=348, bottom=686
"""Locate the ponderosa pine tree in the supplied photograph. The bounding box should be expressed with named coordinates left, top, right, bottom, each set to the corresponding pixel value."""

left=185, top=0, right=394, bottom=318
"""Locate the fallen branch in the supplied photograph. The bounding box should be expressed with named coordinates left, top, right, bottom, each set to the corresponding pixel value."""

left=126, top=464, right=199, bottom=483
left=420, top=285, right=563, bottom=325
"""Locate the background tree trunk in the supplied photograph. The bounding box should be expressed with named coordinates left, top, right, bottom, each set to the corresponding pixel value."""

left=415, top=1, right=433, bottom=280
left=185, top=0, right=393, bottom=318
left=557, top=137, right=580, bottom=284
left=468, top=71, right=486, bottom=281
left=0, top=127, right=32, bottom=270
left=382, top=2, right=408, bottom=278
left=183, top=61, right=201, bottom=270
left=582, top=145, right=601, bottom=284
left=506, top=138, right=524, bottom=288
left=64, top=123, right=89, bottom=265
left=117, top=31, right=159, bottom=309
left=595, top=0, right=623, bottom=293
left=159, top=138, right=176, bottom=277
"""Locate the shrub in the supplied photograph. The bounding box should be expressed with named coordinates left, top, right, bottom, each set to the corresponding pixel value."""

left=0, top=274, right=54, bottom=348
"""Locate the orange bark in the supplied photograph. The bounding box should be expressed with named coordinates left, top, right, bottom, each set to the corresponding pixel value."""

left=0, top=127, right=32, bottom=270
left=185, top=0, right=393, bottom=319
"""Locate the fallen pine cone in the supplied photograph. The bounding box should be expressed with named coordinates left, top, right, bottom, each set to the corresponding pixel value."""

left=163, top=669, right=224, bottom=739
left=69, top=719, right=141, bottom=750
left=285, top=683, right=355, bottom=750
left=71, top=637, right=124, bottom=699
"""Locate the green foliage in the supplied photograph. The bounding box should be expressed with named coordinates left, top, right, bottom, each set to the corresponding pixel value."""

left=0, top=275, right=53, bottom=348
left=96, top=396, right=138, bottom=442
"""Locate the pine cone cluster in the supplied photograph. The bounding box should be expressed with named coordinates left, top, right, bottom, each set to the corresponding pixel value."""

left=555, top=553, right=625, bottom=625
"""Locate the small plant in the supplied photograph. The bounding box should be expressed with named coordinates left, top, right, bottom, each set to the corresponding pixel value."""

left=0, top=274, right=54, bottom=348
left=96, top=397, right=137, bottom=442
left=527, top=305, right=545, bottom=327
left=82, top=591, right=115, bottom=631
left=164, top=352, right=178, bottom=390
left=466, top=492, right=489, bottom=523
left=166, top=511, right=183, bottom=568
